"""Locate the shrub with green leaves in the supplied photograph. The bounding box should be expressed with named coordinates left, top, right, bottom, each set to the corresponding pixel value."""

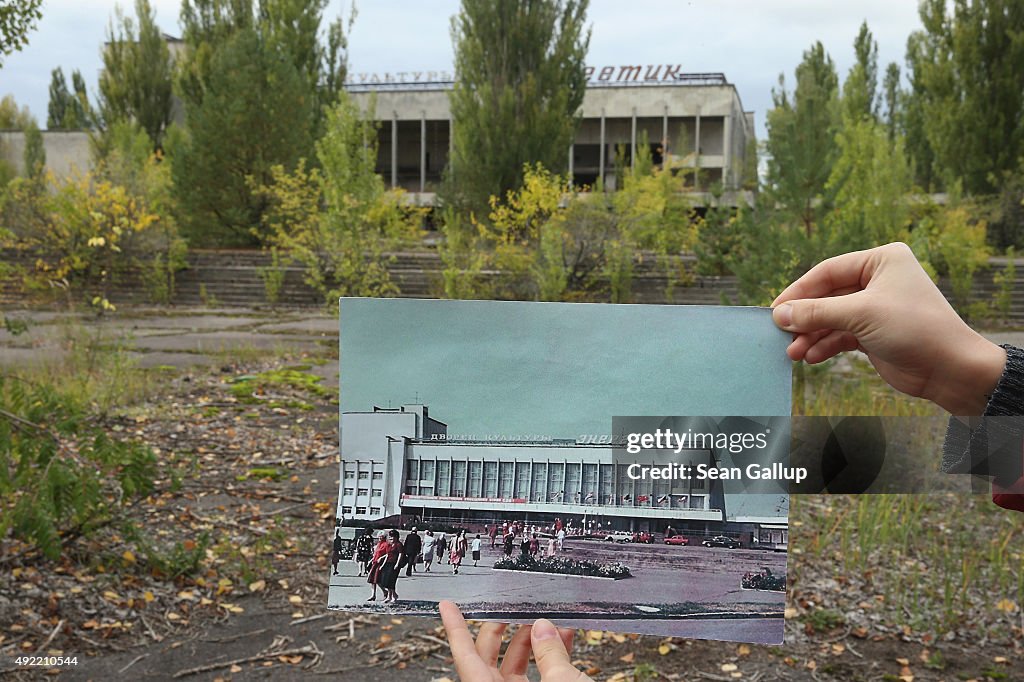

left=0, top=375, right=156, bottom=560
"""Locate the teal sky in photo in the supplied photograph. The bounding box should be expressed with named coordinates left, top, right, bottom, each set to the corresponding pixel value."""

left=340, top=299, right=791, bottom=439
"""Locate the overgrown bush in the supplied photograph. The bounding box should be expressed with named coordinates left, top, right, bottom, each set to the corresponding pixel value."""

left=442, top=155, right=695, bottom=303
left=0, top=123, right=185, bottom=309
left=256, top=93, right=424, bottom=305
left=0, top=375, right=157, bottom=560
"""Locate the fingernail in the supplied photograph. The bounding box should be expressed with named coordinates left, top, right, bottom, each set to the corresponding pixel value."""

left=532, top=619, right=558, bottom=640
left=774, top=303, right=792, bottom=329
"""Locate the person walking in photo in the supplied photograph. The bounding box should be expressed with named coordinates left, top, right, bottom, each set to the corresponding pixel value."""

left=355, top=530, right=374, bottom=577
left=489, top=523, right=497, bottom=548
left=502, top=529, right=515, bottom=557
left=331, top=528, right=344, bottom=576
left=421, top=529, right=435, bottom=572
left=436, top=531, right=448, bottom=565
left=365, top=532, right=389, bottom=601
left=546, top=535, right=556, bottom=557
left=377, top=529, right=404, bottom=603
left=403, top=526, right=422, bottom=577
left=451, top=530, right=468, bottom=574
left=557, top=527, right=566, bottom=552
left=520, top=532, right=531, bottom=558
left=471, top=533, right=482, bottom=567
left=529, top=532, right=540, bottom=557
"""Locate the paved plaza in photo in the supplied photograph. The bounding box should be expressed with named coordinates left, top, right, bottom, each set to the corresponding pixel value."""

left=329, top=537, right=786, bottom=642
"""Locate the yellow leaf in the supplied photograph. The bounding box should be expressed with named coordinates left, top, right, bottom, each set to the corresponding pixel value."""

left=658, top=643, right=671, bottom=655
left=721, top=663, right=738, bottom=672
left=996, top=599, right=1018, bottom=613
left=248, top=580, right=266, bottom=593
left=288, top=595, right=303, bottom=604
left=142, top=591, right=155, bottom=603
left=122, top=550, right=136, bottom=564
left=619, top=652, right=635, bottom=664
left=737, top=644, right=751, bottom=656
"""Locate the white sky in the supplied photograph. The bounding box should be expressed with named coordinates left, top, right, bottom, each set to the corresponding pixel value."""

left=1, top=0, right=923, bottom=140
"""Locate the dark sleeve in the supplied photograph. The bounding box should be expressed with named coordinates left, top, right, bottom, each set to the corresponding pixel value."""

left=942, top=344, right=1024, bottom=486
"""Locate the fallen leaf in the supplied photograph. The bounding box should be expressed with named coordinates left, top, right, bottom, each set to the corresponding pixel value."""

left=737, top=644, right=751, bottom=656
left=248, top=580, right=266, bottom=593
left=619, top=652, right=635, bottom=663
left=721, top=663, right=738, bottom=672
left=996, top=599, right=1018, bottom=614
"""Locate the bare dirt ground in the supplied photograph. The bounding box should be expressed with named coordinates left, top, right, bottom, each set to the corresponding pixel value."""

left=1, top=309, right=1022, bottom=681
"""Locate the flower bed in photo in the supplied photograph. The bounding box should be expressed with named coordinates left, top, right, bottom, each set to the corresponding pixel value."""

left=493, top=554, right=632, bottom=579
left=741, top=570, right=787, bottom=592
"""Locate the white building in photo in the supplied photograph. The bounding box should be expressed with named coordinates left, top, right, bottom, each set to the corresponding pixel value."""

left=338, top=404, right=787, bottom=546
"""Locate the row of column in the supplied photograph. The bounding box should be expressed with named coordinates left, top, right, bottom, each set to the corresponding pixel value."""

left=387, top=109, right=732, bottom=192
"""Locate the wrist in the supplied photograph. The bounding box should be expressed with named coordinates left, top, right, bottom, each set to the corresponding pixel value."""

left=932, top=333, right=1006, bottom=416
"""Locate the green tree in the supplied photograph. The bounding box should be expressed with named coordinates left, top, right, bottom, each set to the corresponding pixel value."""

left=447, top=0, right=590, bottom=214
left=0, top=0, right=42, bottom=66
left=98, top=0, right=174, bottom=150
left=177, top=0, right=348, bottom=140
left=882, top=61, right=902, bottom=144
left=842, top=22, right=878, bottom=123
left=825, top=118, right=912, bottom=253
left=904, top=0, right=1024, bottom=194
left=0, top=95, right=35, bottom=186
left=763, top=41, right=840, bottom=237
left=22, top=120, right=44, bottom=178
left=47, top=68, right=94, bottom=130
left=258, top=0, right=349, bottom=125
left=172, top=26, right=314, bottom=245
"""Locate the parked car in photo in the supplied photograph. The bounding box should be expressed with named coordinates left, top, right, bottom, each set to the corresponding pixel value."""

left=663, top=535, right=689, bottom=546
left=701, top=535, right=741, bottom=549
left=632, top=532, right=654, bottom=544
left=604, top=531, right=633, bottom=543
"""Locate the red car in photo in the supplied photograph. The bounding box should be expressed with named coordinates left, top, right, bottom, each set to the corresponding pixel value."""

left=663, top=536, right=689, bottom=546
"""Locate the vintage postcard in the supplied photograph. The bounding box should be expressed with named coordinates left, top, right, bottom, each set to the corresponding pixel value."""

left=329, top=298, right=792, bottom=644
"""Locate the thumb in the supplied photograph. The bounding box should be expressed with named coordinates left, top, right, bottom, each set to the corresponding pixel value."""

left=531, top=619, right=580, bottom=679
left=773, top=292, right=869, bottom=335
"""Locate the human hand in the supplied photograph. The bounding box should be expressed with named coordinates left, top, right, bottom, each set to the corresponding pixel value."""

left=771, top=242, right=1006, bottom=416
left=439, top=600, right=590, bottom=681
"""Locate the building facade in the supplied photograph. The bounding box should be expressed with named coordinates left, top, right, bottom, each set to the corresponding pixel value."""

left=338, top=404, right=786, bottom=545
left=345, top=70, right=755, bottom=206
